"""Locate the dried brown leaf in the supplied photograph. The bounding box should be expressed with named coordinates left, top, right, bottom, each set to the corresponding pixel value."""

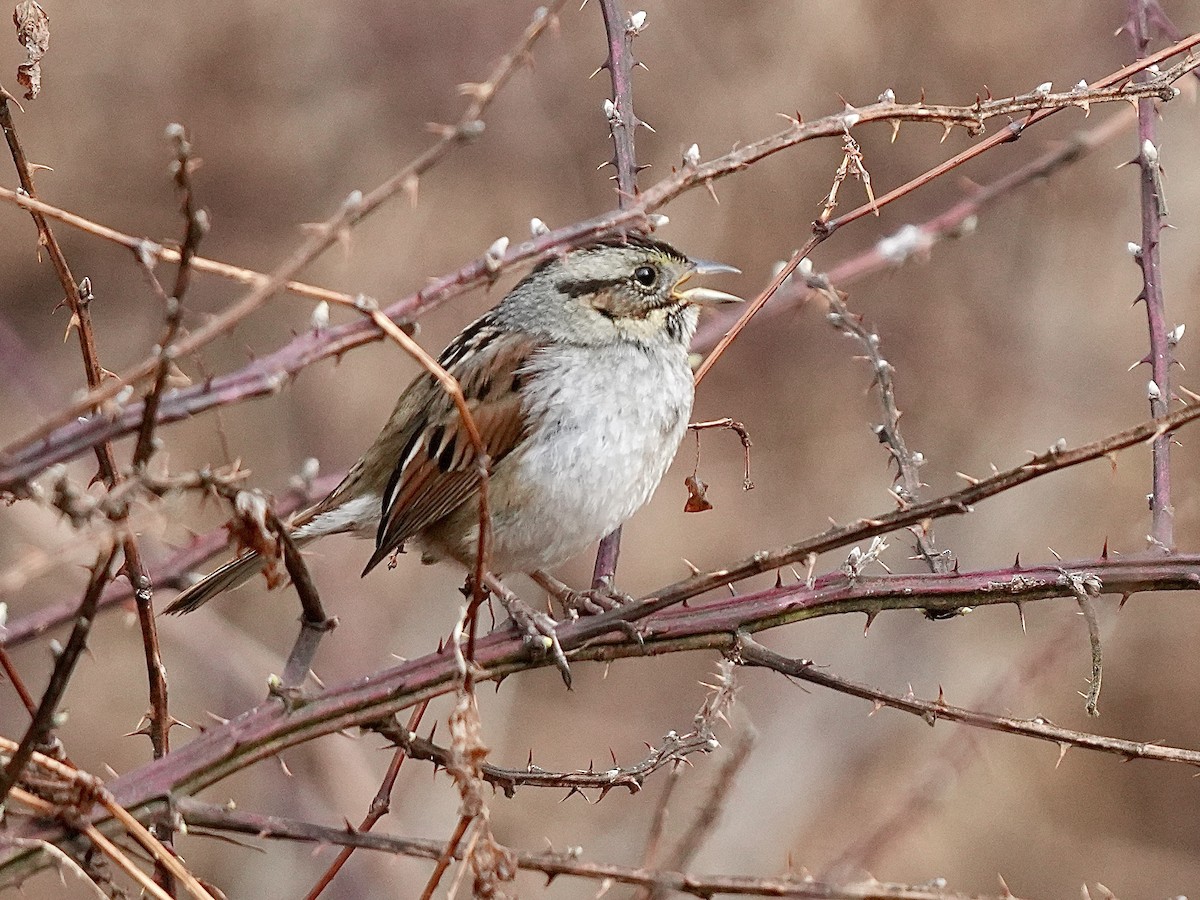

left=13, top=0, right=49, bottom=100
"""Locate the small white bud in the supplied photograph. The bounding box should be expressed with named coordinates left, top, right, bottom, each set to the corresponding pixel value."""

left=300, top=457, right=320, bottom=484
left=1127, top=241, right=1142, bottom=257
left=1147, top=380, right=1162, bottom=401
left=878, top=88, right=896, bottom=103
left=876, top=223, right=929, bottom=264
left=1033, top=81, right=1052, bottom=95
left=1147, top=64, right=1161, bottom=75
left=627, top=10, right=647, bottom=33
left=485, top=235, right=509, bottom=272
left=1074, top=79, right=1088, bottom=91
left=529, top=217, right=550, bottom=237
left=49, top=639, right=63, bottom=658
left=957, top=214, right=978, bottom=236
left=532, top=6, right=548, bottom=23
left=603, top=98, right=620, bottom=123
left=343, top=189, right=364, bottom=211
left=1141, top=139, right=1158, bottom=165
left=796, top=257, right=813, bottom=276
left=0, top=602, right=7, bottom=629
left=911, top=451, right=925, bottom=467
left=310, top=300, right=329, bottom=332
left=1169, top=323, right=1185, bottom=346
left=115, top=385, right=135, bottom=405
left=646, top=213, right=669, bottom=230
left=683, top=143, right=700, bottom=167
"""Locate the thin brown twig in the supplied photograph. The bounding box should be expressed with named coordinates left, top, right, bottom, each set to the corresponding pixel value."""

left=0, top=0, right=569, bottom=477
left=131, top=124, right=208, bottom=469
left=643, top=729, right=756, bottom=900
left=735, top=634, right=1200, bottom=769
left=303, top=699, right=431, bottom=900
left=2, top=743, right=216, bottom=900
left=1, top=77, right=176, bottom=839
left=4, top=51, right=1195, bottom=493
left=166, top=798, right=1032, bottom=900
left=0, top=544, right=118, bottom=806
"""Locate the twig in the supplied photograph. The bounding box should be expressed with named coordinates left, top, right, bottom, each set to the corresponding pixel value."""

left=645, top=729, right=756, bottom=900
left=2, top=76, right=175, bottom=836
left=167, top=798, right=1032, bottom=900
left=131, top=124, right=208, bottom=469
left=0, top=469, right=336, bottom=649
left=270, top=511, right=337, bottom=693
left=691, top=94, right=1152, bottom=353
left=303, top=700, right=430, bottom=900
left=1128, top=0, right=1176, bottom=551
left=735, top=634, right=1199, bottom=768
left=596, top=0, right=643, bottom=200
left=591, top=0, right=648, bottom=591
left=816, top=617, right=1078, bottom=880
left=0, top=0, right=570, bottom=482
left=6, top=552, right=1200, bottom=885
left=2, top=744, right=217, bottom=900
left=377, top=663, right=734, bottom=799
left=0, top=545, right=118, bottom=806
left=4, top=50, right=1197, bottom=493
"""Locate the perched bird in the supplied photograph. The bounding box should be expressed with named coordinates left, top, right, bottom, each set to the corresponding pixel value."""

left=166, top=235, right=740, bottom=660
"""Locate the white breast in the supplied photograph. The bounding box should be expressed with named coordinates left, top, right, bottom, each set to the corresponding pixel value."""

left=481, top=339, right=694, bottom=572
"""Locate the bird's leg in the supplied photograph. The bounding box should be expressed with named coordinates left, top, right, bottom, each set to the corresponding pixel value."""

left=481, top=572, right=571, bottom=687
left=529, top=569, right=634, bottom=618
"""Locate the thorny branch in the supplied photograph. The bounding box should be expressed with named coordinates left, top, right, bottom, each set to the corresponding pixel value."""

left=816, top=279, right=949, bottom=581
left=3, top=73, right=176, bottom=878
left=1128, top=0, right=1177, bottom=551
left=0, top=545, right=118, bottom=807
left=164, top=798, right=1032, bottom=900
left=735, top=635, right=1200, bottom=768
left=374, top=661, right=736, bottom=799
left=3, top=47, right=1196, bottom=494
left=302, top=700, right=430, bottom=900
left=591, top=0, right=649, bottom=593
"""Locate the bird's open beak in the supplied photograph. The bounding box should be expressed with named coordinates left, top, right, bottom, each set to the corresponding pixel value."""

left=672, top=259, right=744, bottom=306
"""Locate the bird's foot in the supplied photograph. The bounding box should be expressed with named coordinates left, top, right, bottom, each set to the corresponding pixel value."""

left=530, top=570, right=634, bottom=619
left=484, top=573, right=571, bottom=687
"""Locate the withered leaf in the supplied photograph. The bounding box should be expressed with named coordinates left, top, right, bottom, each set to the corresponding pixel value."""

left=684, top=474, right=714, bottom=513
left=13, top=0, right=49, bottom=100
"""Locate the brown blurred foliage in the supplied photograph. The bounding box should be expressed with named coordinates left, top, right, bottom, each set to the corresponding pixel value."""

left=3, top=1, right=1200, bottom=897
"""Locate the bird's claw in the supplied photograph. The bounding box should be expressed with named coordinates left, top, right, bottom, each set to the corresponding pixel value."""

left=501, top=596, right=572, bottom=688
left=559, top=583, right=634, bottom=618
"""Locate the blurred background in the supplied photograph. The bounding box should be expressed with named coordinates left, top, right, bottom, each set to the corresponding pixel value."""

left=3, top=1, right=1200, bottom=896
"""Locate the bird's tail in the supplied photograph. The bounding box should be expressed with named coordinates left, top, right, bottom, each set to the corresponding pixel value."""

left=164, top=550, right=272, bottom=615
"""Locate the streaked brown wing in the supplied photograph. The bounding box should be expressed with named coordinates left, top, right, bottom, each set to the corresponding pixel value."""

left=361, top=325, right=539, bottom=574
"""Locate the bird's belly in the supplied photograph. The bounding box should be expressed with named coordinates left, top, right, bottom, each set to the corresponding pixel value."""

left=439, top=343, right=693, bottom=572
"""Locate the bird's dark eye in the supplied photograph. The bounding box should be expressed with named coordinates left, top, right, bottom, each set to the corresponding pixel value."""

left=633, top=265, right=659, bottom=288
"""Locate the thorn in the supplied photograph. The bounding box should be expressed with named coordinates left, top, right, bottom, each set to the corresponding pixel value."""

left=1118, top=591, right=1132, bottom=610
left=1101, top=537, right=1109, bottom=560
left=1015, top=601, right=1026, bottom=635
left=1055, top=742, right=1070, bottom=769
left=862, top=609, right=877, bottom=634
left=704, top=178, right=719, bottom=204
left=1013, top=552, right=1022, bottom=569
